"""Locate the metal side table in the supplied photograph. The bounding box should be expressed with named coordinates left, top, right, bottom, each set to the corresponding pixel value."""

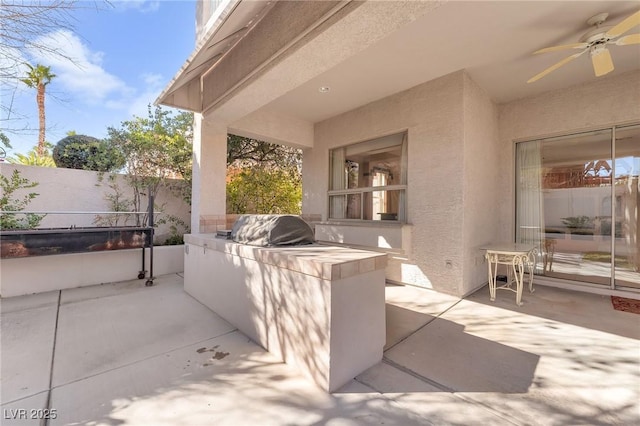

left=482, top=243, right=536, bottom=306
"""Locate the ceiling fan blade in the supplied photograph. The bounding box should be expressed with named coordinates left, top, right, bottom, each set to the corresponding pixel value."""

left=605, top=10, right=640, bottom=38
left=591, top=48, right=614, bottom=77
left=615, top=33, right=640, bottom=45
left=527, top=51, right=586, bottom=83
left=533, top=43, right=589, bottom=54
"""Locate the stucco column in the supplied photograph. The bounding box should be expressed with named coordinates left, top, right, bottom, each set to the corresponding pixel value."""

left=191, top=113, right=227, bottom=233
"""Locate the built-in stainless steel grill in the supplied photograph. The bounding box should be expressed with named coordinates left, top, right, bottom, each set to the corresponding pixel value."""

left=229, top=215, right=315, bottom=247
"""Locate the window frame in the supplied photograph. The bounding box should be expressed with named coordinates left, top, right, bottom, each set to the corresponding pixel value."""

left=327, top=132, right=408, bottom=223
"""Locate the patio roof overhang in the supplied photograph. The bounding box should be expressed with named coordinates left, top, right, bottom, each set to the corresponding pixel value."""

left=155, top=0, right=274, bottom=112
left=156, top=1, right=357, bottom=114
left=158, top=1, right=640, bottom=124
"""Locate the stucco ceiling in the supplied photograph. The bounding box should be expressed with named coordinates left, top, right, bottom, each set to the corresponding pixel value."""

left=266, top=1, right=640, bottom=123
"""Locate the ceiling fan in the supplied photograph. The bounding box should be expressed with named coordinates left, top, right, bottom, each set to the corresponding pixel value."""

left=527, top=10, right=640, bottom=83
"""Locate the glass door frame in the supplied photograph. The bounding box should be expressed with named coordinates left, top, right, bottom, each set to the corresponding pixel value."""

left=514, top=122, right=640, bottom=291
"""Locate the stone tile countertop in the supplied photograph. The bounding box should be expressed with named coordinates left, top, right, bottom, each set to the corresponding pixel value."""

left=184, top=234, right=387, bottom=281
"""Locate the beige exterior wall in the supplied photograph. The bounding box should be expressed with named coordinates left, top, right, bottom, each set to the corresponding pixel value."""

left=196, top=0, right=234, bottom=43
left=497, top=70, right=640, bottom=244
left=0, top=164, right=190, bottom=241
left=305, top=70, right=500, bottom=296
left=461, top=73, right=501, bottom=295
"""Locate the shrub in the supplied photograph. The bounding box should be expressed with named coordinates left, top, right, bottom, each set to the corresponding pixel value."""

left=561, top=215, right=592, bottom=230
left=53, top=135, right=124, bottom=171
left=0, top=170, right=45, bottom=230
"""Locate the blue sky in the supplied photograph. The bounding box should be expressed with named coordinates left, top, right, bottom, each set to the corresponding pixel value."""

left=2, top=0, right=196, bottom=155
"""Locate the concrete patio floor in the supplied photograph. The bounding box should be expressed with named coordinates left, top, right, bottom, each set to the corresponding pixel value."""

left=1, top=273, right=638, bottom=425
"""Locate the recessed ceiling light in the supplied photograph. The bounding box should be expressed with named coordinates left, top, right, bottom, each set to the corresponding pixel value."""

left=318, top=86, right=330, bottom=93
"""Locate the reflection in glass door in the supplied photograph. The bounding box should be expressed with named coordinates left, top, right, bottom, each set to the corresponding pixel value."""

left=516, top=124, right=640, bottom=290
left=614, top=125, right=640, bottom=289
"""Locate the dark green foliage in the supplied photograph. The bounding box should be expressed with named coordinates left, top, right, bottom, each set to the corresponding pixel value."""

left=0, top=170, right=45, bottom=230
left=53, top=135, right=124, bottom=171
left=561, top=215, right=592, bottom=230
left=163, top=234, right=185, bottom=245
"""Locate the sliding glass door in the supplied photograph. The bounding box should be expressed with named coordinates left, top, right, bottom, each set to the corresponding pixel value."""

left=516, top=124, right=639, bottom=290
left=614, top=125, right=640, bottom=289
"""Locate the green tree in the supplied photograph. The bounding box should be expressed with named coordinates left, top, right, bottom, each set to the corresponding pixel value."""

left=226, top=134, right=302, bottom=215
left=105, top=105, right=193, bottom=224
left=52, top=134, right=124, bottom=171
left=20, top=64, right=56, bottom=156
left=226, top=166, right=302, bottom=214
left=0, top=169, right=45, bottom=230
left=227, top=134, right=301, bottom=168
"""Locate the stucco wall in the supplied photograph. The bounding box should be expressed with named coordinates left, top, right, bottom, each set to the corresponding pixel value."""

left=497, top=70, right=640, bottom=244
left=191, top=114, right=227, bottom=232
left=461, top=73, right=501, bottom=295
left=0, top=164, right=190, bottom=241
left=230, top=108, right=314, bottom=148
left=306, top=71, right=472, bottom=295
left=305, top=70, right=503, bottom=296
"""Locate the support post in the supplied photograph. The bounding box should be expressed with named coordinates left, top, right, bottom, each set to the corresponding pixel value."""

left=146, top=192, right=155, bottom=286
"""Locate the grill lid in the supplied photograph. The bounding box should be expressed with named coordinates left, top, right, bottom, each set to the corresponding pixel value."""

left=230, top=215, right=315, bottom=247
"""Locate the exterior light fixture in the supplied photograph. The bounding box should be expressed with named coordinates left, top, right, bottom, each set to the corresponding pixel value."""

left=318, top=86, right=330, bottom=93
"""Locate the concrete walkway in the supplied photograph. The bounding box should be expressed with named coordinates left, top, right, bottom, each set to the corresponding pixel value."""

left=1, top=274, right=638, bottom=425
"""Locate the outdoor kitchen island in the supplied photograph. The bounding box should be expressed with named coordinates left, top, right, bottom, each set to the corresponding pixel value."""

left=183, top=229, right=387, bottom=392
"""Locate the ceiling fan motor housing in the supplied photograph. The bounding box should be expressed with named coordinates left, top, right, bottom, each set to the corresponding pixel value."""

left=589, top=43, right=607, bottom=56
left=580, top=25, right=614, bottom=44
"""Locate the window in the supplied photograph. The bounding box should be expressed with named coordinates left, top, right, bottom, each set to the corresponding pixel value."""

left=329, top=132, right=408, bottom=222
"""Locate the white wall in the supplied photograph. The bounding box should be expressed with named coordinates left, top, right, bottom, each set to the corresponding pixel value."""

left=1, top=245, right=184, bottom=297
left=544, top=186, right=612, bottom=228
left=191, top=115, right=228, bottom=233
left=0, top=163, right=190, bottom=241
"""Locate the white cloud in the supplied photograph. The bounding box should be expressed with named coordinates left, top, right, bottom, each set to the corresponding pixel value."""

left=28, top=30, right=133, bottom=104
left=5, top=28, right=171, bottom=150
left=113, top=0, right=161, bottom=13
left=26, top=30, right=169, bottom=115
left=127, top=72, right=166, bottom=117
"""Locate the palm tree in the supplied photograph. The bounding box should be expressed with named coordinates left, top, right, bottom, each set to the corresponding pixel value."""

left=7, top=151, right=56, bottom=167
left=7, top=143, right=56, bottom=167
left=20, top=64, right=56, bottom=157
